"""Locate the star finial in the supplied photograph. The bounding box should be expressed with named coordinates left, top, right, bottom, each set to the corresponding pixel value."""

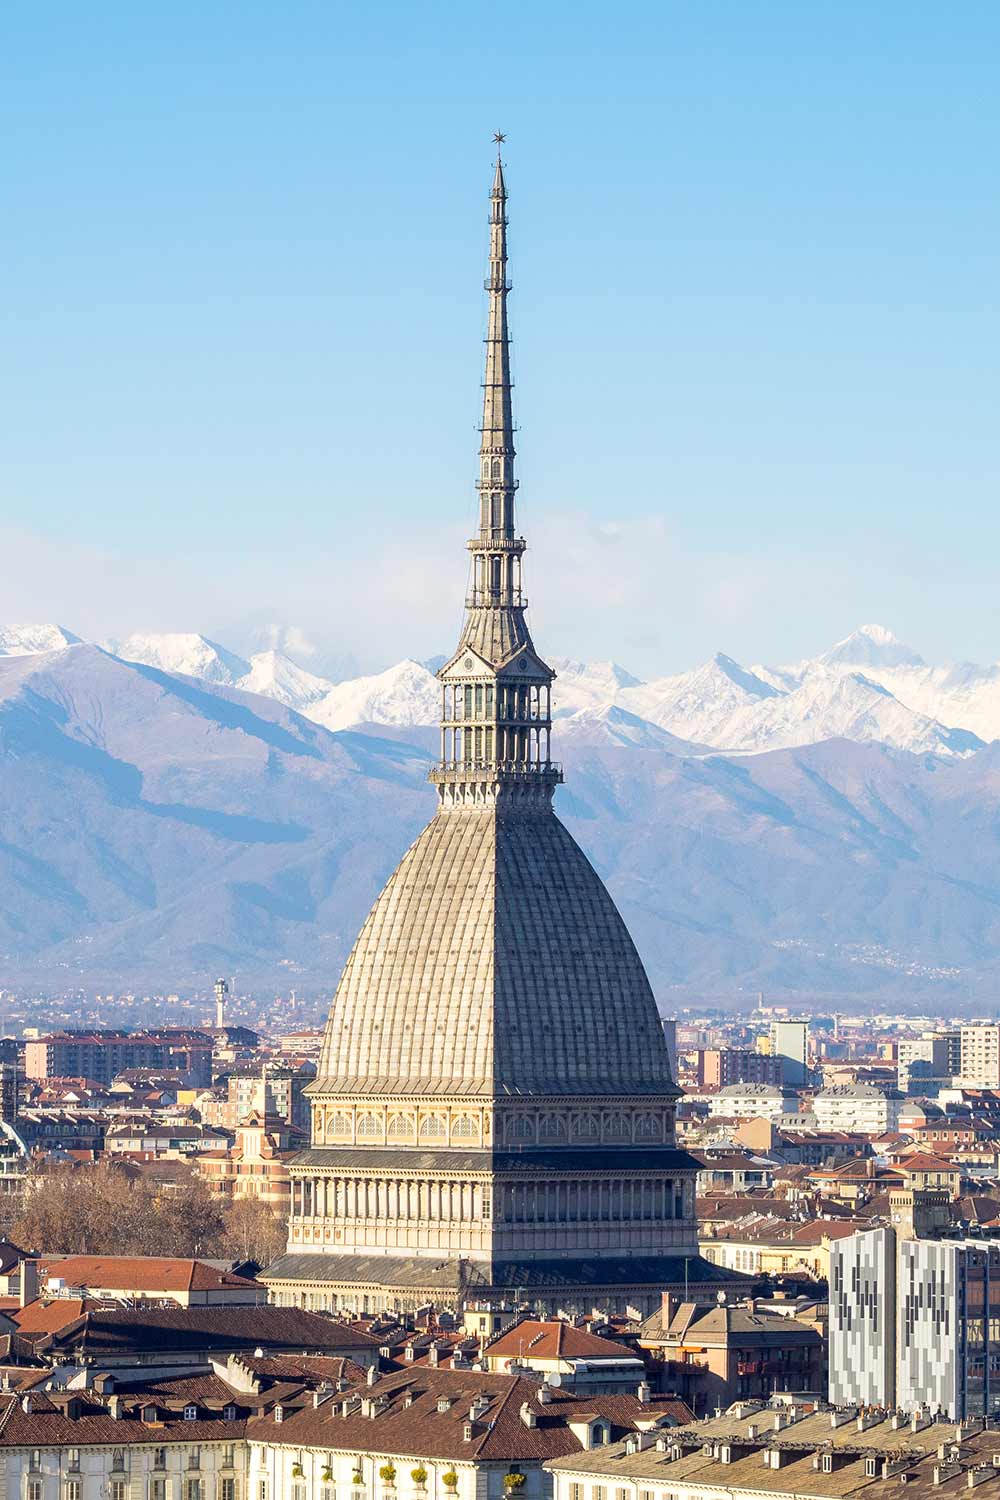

left=493, top=131, right=506, bottom=152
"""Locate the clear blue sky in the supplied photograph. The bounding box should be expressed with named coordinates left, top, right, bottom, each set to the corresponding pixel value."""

left=2, top=1, right=999, bottom=677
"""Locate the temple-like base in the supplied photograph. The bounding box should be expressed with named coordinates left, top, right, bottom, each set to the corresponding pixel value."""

left=261, top=1250, right=751, bottom=1317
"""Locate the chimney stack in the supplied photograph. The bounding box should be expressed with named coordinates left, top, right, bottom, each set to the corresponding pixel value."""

left=19, top=1258, right=38, bottom=1308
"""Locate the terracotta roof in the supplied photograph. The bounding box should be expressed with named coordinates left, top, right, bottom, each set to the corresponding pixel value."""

left=485, top=1320, right=638, bottom=1364
left=14, top=1298, right=91, bottom=1334
left=38, top=1256, right=262, bottom=1294
left=249, top=1368, right=690, bottom=1460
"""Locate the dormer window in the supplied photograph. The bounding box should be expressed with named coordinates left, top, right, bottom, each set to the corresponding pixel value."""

left=224, top=1405, right=237, bottom=1422
left=591, top=1423, right=609, bottom=1447
left=184, top=1405, right=198, bottom=1421
left=865, top=1459, right=878, bottom=1478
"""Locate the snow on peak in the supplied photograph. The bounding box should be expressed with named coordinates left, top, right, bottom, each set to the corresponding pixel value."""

left=0, top=623, right=82, bottom=656
left=549, top=657, right=644, bottom=715
left=105, top=632, right=250, bottom=685
left=310, top=659, right=440, bottom=732
left=819, top=623, right=925, bottom=669
left=236, top=651, right=334, bottom=711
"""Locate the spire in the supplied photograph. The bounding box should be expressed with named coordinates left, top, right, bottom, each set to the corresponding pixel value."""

left=430, top=140, right=561, bottom=810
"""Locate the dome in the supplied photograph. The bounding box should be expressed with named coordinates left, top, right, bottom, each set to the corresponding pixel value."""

left=315, top=804, right=675, bottom=1098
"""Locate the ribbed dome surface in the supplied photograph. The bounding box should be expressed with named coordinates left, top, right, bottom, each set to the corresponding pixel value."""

left=316, top=806, right=675, bottom=1097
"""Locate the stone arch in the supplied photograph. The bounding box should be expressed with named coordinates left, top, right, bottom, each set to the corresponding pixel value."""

left=327, top=1111, right=352, bottom=1142
left=419, top=1114, right=447, bottom=1139
left=356, top=1111, right=383, bottom=1139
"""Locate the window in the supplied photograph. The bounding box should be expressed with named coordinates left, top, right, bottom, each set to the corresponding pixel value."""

left=154, top=1449, right=168, bottom=1470
left=292, top=1487, right=307, bottom=1500
left=66, top=1451, right=80, bottom=1473
left=821, top=1457, right=832, bottom=1474
left=30, top=1454, right=42, bottom=1474
left=28, top=1484, right=43, bottom=1500
left=321, top=1488, right=334, bottom=1500
left=865, top=1459, right=878, bottom=1479
left=419, top=1116, right=446, bottom=1139
left=569, top=1488, right=583, bottom=1500
left=538, top=1114, right=566, bottom=1141
left=188, top=1447, right=201, bottom=1470
left=221, top=1482, right=236, bottom=1500
left=152, top=1482, right=167, bottom=1500
left=387, top=1114, right=414, bottom=1140
left=357, top=1113, right=382, bottom=1138
left=592, top=1488, right=606, bottom=1500
left=259, top=1482, right=269, bottom=1500
left=187, top=1482, right=203, bottom=1500
left=184, top=1404, right=199, bottom=1421
left=224, top=1405, right=238, bottom=1422
left=223, top=1445, right=236, bottom=1469
left=110, top=1484, right=127, bottom=1500
left=65, top=1484, right=81, bottom=1500
left=112, top=1451, right=126, bottom=1474
left=452, top=1115, right=479, bottom=1139
left=328, top=1112, right=352, bottom=1141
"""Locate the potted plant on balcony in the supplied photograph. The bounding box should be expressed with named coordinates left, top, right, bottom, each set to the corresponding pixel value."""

left=292, top=1464, right=305, bottom=1479
left=504, top=1476, right=526, bottom=1492
left=322, top=1467, right=334, bottom=1483
left=410, top=1469, right=428, bottom=1489
left=352, top=1468, right=366, bottom=1488
left=442, top=1473, right=459, bottom=1494
left=380, top=1465, right=397, bottom=1487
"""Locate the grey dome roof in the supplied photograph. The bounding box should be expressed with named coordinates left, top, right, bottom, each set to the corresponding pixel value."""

left=316, top=806, right=676, bottom=1098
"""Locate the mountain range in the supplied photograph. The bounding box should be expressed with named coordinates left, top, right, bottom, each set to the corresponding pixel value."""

left=3, top=620, right=1000, bottom=1005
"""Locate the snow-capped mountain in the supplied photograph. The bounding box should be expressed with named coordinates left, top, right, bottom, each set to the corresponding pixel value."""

left=235, top=651, right=334, bottom=712
left=816, top=622, right=927, bottom=670
left=104, top=632, right=251, bottom=685
left=6, top=639, right=1000, bottom=1000
left=6, top=621, right=994, bottom=757
left=549, top=658, right=643, bottom=714
left=0, top=623, right=81, bottom=656
left=310, top=659, right=441, bottom=732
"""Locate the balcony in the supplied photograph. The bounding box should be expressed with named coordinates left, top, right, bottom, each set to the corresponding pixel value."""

left=431, top=761, right=562, bottom=783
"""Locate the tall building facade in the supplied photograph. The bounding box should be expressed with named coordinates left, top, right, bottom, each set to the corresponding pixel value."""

left=768, top=1021, right=808, bottom=1086
left=959, top=1025, right=1000, bottom=1086
left=831, top=1224, right=1000, bottom=1419
left=264, top=148, right=707, bottom=1315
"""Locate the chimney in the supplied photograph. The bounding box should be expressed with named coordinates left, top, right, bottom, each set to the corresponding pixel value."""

left=637, top=1382, right=651, bottom=1405
left=661, top=1291, right=675, bottom=1327
left=19, top=1258, right=38, bottom=1308
left=428, top=1344, right=440, bottom=1369
left=366, top=1364, right=379, bottom=1387
left=108, top=1396, right=123, bottom=1420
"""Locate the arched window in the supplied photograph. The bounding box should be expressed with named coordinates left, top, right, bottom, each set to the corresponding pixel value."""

left=574, top=1113, right=599, bottom=1141
left=491, top=458, right=501, bottom=479
left=112, top=1450, right=126, bottom=1472
left=328, top=1112, right=352, bottom=1141
left=419, top=1115, right=446, bottom=1139
left=356, top=1113, right=383, bottom=1139
left=451, top=1115, right=479, bottom=1139
left=635, top=1113, right=661, bottom=1142
left=538, top=1114, right=566, bottom=1141
left=506, top=1115, right=534, bottom=1141
left=387, top=1113, right=415, bottom=1140
left=603, top=1113, right=629, bottom=1142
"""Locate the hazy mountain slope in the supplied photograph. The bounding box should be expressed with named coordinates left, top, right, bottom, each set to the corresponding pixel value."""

left=3, top=644, right=1000, bottom=1000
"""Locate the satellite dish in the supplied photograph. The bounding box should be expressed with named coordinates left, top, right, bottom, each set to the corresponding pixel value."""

left=716, top=1291, right=727, bottom=1305
left=547, top=1373, right=562, bottom=1387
